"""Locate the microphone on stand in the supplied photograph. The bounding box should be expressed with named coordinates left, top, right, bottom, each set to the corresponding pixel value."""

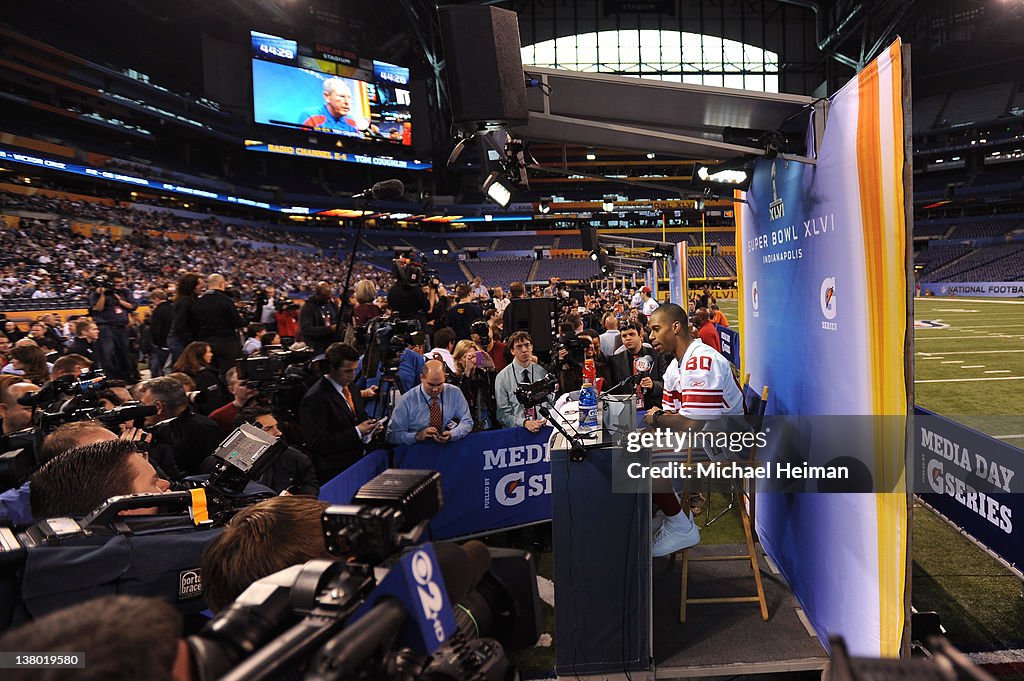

left=352, top=179, right=405, bottom=201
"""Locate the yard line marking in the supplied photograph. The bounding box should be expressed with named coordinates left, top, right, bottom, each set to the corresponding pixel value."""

left=914, top=349, right=1024, bottom=355
left=940, top=360, right=962, bottom=364
left=993, top=434, right=1024, bottom=441
left=925, top=323, right=1024, bottom=329
left=916, top=335, right=1024, bottom=340
left=919, top=298, right=1024, bottom=305
left=917, top=356, right=945, bottom=360
left=960, top=365, right=985, bottom=369
left=985, top=370, right=1011, bottom=374
left=915, top=376, right=1024, bottom=383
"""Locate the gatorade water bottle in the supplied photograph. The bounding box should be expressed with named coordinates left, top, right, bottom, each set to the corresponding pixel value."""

left=579, top=380, right=598, bottom=432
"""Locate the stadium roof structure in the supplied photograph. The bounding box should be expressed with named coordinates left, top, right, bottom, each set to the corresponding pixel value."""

left=512, top=66, right=825, bottom=166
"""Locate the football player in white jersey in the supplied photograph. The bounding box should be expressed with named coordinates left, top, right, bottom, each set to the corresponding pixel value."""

left=642, top=303, right=743, bottom=556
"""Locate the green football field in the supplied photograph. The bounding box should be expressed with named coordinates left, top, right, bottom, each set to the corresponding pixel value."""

left=710, top=295, right=1024, bottom=656
left=714, top=296, right=1024, bottom=433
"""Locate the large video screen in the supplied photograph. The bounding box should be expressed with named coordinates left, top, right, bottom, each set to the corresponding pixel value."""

left=251, top=31, right=412, bottom=147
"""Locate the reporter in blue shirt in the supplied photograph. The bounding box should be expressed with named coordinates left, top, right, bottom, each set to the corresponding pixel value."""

left=387, top=359, right=473, bottom=445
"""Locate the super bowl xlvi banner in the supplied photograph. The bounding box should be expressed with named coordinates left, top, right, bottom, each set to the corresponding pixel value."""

left=737, top=40, right=910, bottom=657
left=920, top=282, right=1024, bottom=298
left=915, top=408, right=1023, bottom=576
left=392, top=428, right=553, bottom=539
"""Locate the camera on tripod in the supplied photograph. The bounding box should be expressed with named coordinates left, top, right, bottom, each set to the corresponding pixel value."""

left=237, top=347, right=315, bottom=419
left=365, top=317, right=421, bottom=378
left=393, top=255, right=437, bottom=288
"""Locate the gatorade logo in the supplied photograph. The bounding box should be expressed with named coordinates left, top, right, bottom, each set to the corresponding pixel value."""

left=496, top=471, right=526, bottom=506
left=411, top=550, right=446, bottom=642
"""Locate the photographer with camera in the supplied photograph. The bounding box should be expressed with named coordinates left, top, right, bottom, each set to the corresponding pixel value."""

left=130, top=376, right=226, bottom=480
left=87, top=271, right=138, bottom=381
left=495, top=332, right=552, bottom=433
left=387, top=257, right=428, bottom=330
left=200, top=404, right=319, bottom=497
left=470, top=318, right=507, bottom=372
left=30, top=439, right=170, bottom=519
left=299, top=343, right=380, bottom=482
left=0, top=376, right=36, bottom=442
left=0, top=420, right=118, bottom=528
left=386, top=359, right=473, bottom=446
left=208, top=367, right=255, bottom=434
left=299, top=281, right=342, bottom=356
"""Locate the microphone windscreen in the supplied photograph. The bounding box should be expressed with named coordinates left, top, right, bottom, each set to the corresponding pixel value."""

left=433, top=542, right=474, bottom=603
left=371, top=179, right=405, bottom=200
left=634, top=355, right=653, bottom=374
left=460, top=540, right=492, bottom=594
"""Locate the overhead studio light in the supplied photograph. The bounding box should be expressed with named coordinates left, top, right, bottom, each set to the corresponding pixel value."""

left=693, top=157, right=754, bottom=191
left=482, top=171, right=513, bottom=208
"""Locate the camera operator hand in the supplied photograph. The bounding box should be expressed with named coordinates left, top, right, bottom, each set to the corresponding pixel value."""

left=120, top=426, right=152, bottom=447
left=524, top=418, right=547, bottom=434
left=360, top=385, right=379, bottom=400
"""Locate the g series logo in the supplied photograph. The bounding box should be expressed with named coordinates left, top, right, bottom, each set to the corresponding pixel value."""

left=495, top=471, right=551, bottom=507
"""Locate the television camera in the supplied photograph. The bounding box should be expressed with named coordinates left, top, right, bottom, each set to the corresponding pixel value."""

left=0, top=371, right=160, bottom=493
left=237, top=346, right=316, bottom=421
left=187, top=469, right=542, bottom=681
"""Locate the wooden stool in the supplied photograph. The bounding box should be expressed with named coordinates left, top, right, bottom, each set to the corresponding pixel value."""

left=678, top=383, right=770, bottom=624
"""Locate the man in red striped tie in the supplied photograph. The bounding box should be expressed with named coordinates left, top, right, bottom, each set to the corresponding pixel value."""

left=642, top=303, right=744, bottom=557
left=386, top=359, right=474, bottom=445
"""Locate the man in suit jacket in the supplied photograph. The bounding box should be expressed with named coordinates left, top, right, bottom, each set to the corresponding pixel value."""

left=608, top=322, right=668, bottom=409
left=299, top=342, right=379, bottom=483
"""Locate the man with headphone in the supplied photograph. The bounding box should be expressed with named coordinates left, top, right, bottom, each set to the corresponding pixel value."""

left=299, top=342, right=381, bottom=482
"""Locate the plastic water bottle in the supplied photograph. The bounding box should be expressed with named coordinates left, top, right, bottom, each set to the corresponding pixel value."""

left=579, top=380, right=598, bottom=432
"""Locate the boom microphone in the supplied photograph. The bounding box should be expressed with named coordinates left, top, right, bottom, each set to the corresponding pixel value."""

left=352, top=179, right=405, bottom=201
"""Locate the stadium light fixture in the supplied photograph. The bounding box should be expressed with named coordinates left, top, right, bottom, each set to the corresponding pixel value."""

left=693, top=156, right=754, bottom=191
left=442, top=249, right=449, bottom=255
left=586, top=149, right=597, bottom=161
left=483, top=171, right=513, bottom=207
left=538, top=197, right=551, bottom=214
left=433, top=249, right=440, bottom=255
left=646, top=152, right=656, bottom=159
left=601, top=194, right=616, bottom=212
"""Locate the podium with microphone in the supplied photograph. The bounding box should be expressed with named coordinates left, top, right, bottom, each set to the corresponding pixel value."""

left=519, top=376, right=653, bottom=676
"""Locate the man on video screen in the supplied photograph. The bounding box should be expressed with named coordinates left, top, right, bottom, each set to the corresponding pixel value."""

left=300, top=77, right=362, bottom=135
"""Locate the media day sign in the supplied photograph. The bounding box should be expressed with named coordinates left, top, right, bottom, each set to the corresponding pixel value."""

left=916, top=408, right=1023, bottom=574
left=392, top=428, right=553, bottom=539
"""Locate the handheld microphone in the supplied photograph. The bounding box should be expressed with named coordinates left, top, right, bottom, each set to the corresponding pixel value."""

left=352, top=179, right=405, bottom=201
left=633, top=355, right=654, bottom=392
